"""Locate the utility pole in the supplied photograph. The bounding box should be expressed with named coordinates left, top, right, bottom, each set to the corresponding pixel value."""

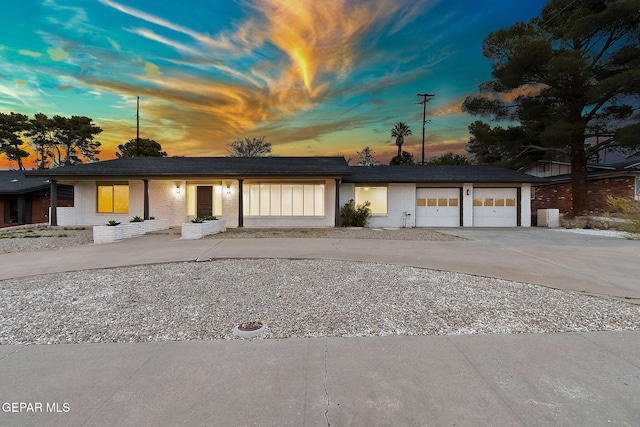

left=136, top=96, right=140, bottom=157
left=417, top=93, right=435, bottom=165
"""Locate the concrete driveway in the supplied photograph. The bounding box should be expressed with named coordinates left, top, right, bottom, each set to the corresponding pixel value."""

left=2, top=228, right=640, bottom=426
left=0, top=226, right=638, bottom=302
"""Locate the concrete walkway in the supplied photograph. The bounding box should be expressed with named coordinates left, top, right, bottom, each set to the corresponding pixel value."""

left=1, top=228, right=639, bottom=426
left=1, top=332, right=639, bottom=426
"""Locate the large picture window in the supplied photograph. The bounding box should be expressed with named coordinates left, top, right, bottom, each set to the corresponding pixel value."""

left=97, top=183, right=129, bottom=213
left=244, top=183, right=324, bottom=216
left=355, top=186, right=387, bottom=214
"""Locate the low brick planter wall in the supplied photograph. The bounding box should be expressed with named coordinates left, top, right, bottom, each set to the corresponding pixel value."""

left=181, top=220, right=227, bottom=239
left=93, top=219, right=170, bottom=244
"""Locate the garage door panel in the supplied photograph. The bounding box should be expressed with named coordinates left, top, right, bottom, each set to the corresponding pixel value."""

left=416, top=188, right=460, bottom=227
left=473, top=188, right=517, bottom=227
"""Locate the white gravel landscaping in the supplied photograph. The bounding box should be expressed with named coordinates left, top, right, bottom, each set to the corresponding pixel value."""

left=1, top=259, right=638, bottom=345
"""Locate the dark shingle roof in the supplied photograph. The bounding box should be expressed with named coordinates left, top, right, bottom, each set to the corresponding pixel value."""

left=24, top=156, right=352, bottom=179
left=343, top=165, right=547, bottom=184
left=538, top=160, right=640, bottom=184
left=0, top=170, right=51, bottom=194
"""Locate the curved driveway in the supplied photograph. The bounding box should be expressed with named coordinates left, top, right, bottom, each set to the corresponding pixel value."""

left=1, top=227, right=638, bottom=302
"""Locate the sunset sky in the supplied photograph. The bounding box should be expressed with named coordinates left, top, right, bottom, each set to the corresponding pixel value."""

left=0, top=0, right=549, bottom=168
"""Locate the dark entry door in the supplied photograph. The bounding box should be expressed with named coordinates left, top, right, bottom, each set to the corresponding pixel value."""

left=197, top=186, right=213, bottom=217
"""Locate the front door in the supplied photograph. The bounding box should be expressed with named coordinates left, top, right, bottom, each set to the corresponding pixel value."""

left=196, top=186, right=213, bottom=217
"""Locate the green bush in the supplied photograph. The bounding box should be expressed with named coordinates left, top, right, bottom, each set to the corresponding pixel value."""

left=191, top=217, right=204, bottom=223
left=340, top=199, right=372, bottom=227
left=130, top=216, right=144, bottom=223
left=203, top=215, right=218, bottom=220
left=107, top=220, right=121, bottom=226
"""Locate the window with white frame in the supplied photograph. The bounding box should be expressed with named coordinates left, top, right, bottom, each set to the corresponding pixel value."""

left=636, top=177, right=640, bottom=200
left=243, top=183, right=325, bottom=216
left=355, top=186, right=387, bottom=215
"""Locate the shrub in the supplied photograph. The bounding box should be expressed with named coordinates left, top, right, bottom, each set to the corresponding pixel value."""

left=340, top=199, right=372, bottom=227
left=203, top=215, right=218, bottom=220
left=149, top=216, right=156, bottom=220
left=606, top=195, right=628, bottom=213
left=606, top=196, right=640, bottom=234
left=107, top=220, right=121, bottom=226
left=191, top=217, right=204, bottom=223
left=130, top=216, right=144, bottom=223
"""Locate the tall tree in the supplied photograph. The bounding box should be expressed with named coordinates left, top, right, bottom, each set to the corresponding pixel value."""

left=390, top=150, right=415, bottom=165
left=27, top=113, right=56, bottom=169
left=357, top=146, right=380, bottom=166
left=463, top=0, right=640, bottom=214
left=426, top=152, right=472, bottom=165
left=466, top=121, right=544, bottom=169
left=229, top=137, right=271, bottom=157
left=51, top=115, right=102, bottom=166
left=116, top=139, right=167, bottom=157
left=390, top=122, right=412, bottom=157
left=0, top=112, right=30, bottom=170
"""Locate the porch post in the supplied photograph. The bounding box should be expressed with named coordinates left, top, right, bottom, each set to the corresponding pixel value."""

left=143, top=179, right=149, bottom=220
left=50, top=179, right=58, bottom=226
left=238, top=179, right=244, bottom=228
left=335, top=179, right=341, bottom=227
left=17, top=195, right=26, bottom=225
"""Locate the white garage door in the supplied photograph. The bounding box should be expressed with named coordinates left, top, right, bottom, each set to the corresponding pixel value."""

left=473, top=188, right=518, bottom=227
left=416, top=188, right=460, bottom=227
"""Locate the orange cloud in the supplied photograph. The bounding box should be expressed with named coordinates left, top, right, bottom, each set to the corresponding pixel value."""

left=245, top=0, right=413, bottom=94
left=498, top=84, right=548, bottom=102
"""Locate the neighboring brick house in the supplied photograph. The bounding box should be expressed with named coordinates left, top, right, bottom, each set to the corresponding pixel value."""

left=0, top=170, right=73, bottom=228
left=524, top=160, right=640, bottom=214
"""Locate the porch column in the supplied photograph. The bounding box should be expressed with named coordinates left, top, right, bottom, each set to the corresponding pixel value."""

left=50, top=179, right=58, bottom=226
left=17, top=195, right=26, bottom=225
left=238, top=179, right=244, bottom=228
left=143, top=179, right=149, bottom=220
left=335, top=179, right=341, bottom=227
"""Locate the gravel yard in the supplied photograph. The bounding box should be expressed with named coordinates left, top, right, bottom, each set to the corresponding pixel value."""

left=1, top=259, right=638, bottom=345
left=0, top=226, right=93, bottom=254
left=205, top=226, right=465, bottom=241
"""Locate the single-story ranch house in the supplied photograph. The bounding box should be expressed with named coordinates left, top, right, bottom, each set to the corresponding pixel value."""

left=25, top=156, right=546, bottom=228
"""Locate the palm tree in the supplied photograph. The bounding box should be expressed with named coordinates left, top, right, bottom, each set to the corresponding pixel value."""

left=391, top=122, right=412, bottom=157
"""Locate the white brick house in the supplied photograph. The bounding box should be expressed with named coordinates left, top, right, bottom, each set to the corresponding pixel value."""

left=26, top=157, right=544, bottom=228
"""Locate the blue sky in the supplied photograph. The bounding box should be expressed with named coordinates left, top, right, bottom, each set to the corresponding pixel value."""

left=0, top=0, right=549, bottom=167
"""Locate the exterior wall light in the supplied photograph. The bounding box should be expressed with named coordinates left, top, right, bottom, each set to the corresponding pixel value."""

left=226, top=185, right=231, bottom=195
left=466, top=189, right=471, bottom=196
left=174, top=184, right=181, bottom=195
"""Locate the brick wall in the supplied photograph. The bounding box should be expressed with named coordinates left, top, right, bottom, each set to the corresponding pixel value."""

left=0, top=195, right=73, bottom=228
left=32, top=197, right=73, bottom=224
left=532, top=176, right=636, bottom=214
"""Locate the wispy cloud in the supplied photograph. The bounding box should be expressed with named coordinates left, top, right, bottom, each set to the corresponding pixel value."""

left=18, top=0, right=443, bottom=158
left=19, top=50, right=42, bottom=58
